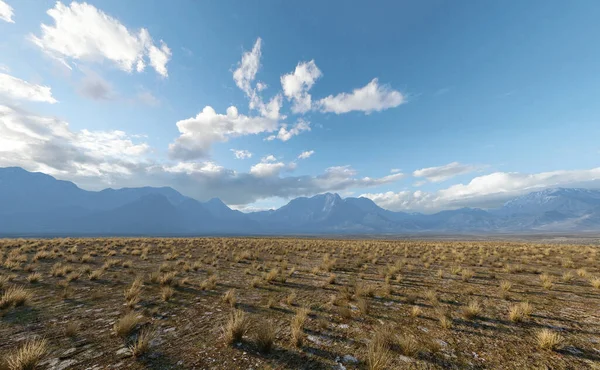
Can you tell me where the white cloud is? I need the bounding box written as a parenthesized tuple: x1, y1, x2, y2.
(233, 38, 262, 96)
(162, 161, 224, 176)
(0, 73, 57, 103)
(0, 105, 405, 204)
(266, 119, 310, 142)
(261, 155, 277, 162)
(249, 154, 295, 177)
(281, 60, 322, 113)
(232, 38, 284, 122)
(250, 161, 287, 178)
(317, 78, 404, 114)
(0, 0, 14, 23)
(362, 167, 600, 212)
(0, 104, 149, 180)
(169, 105, 279, 160)
(413, 162, 483, 182)
(390, 168, 401, 174)
(231, 149, 252, 159)
(298, 150, 314, 159)
(30, 2, 171, 77)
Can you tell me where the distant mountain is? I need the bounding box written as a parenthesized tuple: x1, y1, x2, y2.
(0, 167, 258, 235)
(1, 167, 600, 235)
(498, 188, 600, 217)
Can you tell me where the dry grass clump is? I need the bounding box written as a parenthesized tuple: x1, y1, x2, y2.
(589, 277, 600, 289)
(26, 273, 41, 284)
(160, 286, 174, 302)
(254, 319, 276, 353)
(461, 268, 475, 282)
(114, 312, 141, 337)
(437, 311, 453, 329)
(0, 286, 32, 309)
(366, 328, 393, 370)
(536, 329, 564, 351)
(64, 321, 80, 338)
(223, 309, 250, 345)
(397, 335, 420, 357)
(200, 275, 217, 291)
(410, 305, 422, 318)
(561, 271, 574, 283)
(461, 300, 482, 320)
(222, 289, 237, 307)
(508, 301, 533, 322)
(5, 338, 48, 370)
(290, 307, 309, 347)
(357, 297, 369, 315)
(88, 269, 103, 281)
(285, 292, 296, 306)
(129, 328, 154, 357)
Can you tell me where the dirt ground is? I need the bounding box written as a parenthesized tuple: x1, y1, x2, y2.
(0, 237, 599, 369)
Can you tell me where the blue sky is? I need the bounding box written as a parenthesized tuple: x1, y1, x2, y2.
(1, 0, 599, 212)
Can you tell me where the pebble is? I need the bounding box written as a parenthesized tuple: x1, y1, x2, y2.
(60, 348, 77, 358)
(342, 355, 358, 363)
(116, 347, 132, 358)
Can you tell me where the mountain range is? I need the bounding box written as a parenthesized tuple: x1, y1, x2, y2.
(1, 167, 600, 236)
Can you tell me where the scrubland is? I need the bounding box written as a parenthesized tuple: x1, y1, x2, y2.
(0, 237, 599, 369)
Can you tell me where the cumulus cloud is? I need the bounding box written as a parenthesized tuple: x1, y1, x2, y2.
(317, 78, 404, 114)
(168, 106, 279, 160)
(298, 150, 314, 159)
(0, 104, 149, 181)
(362, 168, 600, 212)
(0, 0, 14, 23)
(30, 2, 171, 77)
(0, 103, 407, 204)
(265, 118, 310, 142)
(231, 149, 252, 159)
(0, 73, 57, 103)
(281, 60, 322, 113)
(157, 163, 404, 205)
(250, 161, 288, 178)
(413, 162, 483, 183)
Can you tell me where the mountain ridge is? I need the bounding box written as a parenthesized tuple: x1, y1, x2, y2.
(1, 167, 600, 235)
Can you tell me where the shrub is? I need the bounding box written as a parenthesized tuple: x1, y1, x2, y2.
(0, 286, 31, 309)
(130, 328, 154, 357)
(536, 329, 564, 351)
(114, 312, 141, 337)
(254, 319, 276, 353)
(5, 338, 48, 370)
(223, 309, 250, 344)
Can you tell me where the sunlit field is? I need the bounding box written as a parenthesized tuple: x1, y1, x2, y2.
(1, 238, 599, 369)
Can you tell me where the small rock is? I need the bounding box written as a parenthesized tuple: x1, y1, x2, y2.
(342, 355, 358, 364)
(53, 359, 78, 370)
(60, 348, 77, 358)
(398, 355, 413, 363)
(116, 347, 132, 358)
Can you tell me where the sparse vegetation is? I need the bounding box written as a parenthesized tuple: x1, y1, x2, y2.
(0, 237, 597, 369)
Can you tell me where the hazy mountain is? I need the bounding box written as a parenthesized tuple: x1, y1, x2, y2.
(1, 167, 600, 235)
(498, 188, 600, 217)
(0, 167, 258, 235)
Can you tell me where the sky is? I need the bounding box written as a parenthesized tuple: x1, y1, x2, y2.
(1, 0, 600, 213)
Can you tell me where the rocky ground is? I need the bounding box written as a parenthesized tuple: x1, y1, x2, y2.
(0, 238, 599, 369)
